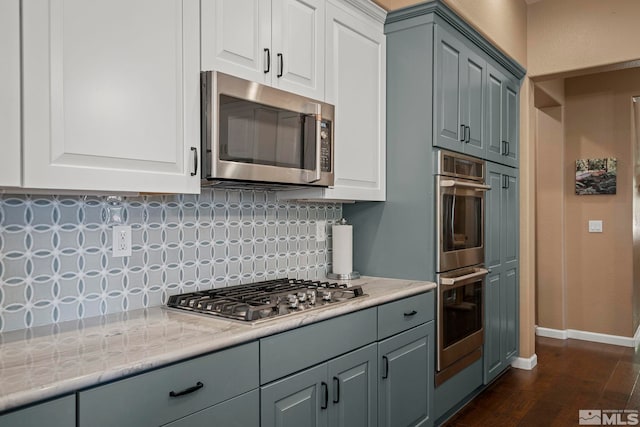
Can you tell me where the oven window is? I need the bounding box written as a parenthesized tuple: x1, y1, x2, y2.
(442, 282, 482, 348)
(442, 193, 482, 251)
(218, 95, 316, 170)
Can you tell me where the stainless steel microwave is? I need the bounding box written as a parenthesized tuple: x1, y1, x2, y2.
(201, 71, 334, 188)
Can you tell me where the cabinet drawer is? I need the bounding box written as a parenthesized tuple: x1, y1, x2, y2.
(377, 292, 434, 339)
(260, 308, 377, 384)
(163, 389, 259, 427)
(78, 341, 258, 427)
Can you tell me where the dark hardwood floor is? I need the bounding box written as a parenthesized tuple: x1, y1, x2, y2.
(444, 336, 640, 426)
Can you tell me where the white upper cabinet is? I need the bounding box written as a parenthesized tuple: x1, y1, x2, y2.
(201, 0, 271, 85)
(21, 0, 201, 194)
(278, 0, 386, 202)
(0, 0, 21, 188)
(202, 0, 325, 101)
(271, 0, 325, 100)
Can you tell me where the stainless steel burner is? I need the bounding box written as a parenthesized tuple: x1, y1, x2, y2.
(166, 278, 366, 322)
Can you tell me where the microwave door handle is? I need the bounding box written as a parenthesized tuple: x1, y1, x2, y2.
(305, 106, 322, 183)
(439, 179, 491, 191)
(440, 268, 489, 286)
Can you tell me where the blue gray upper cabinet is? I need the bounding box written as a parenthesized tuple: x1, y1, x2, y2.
(385, 0, 525, 167)
(485, 64, 519, 167)
(434, 25, 486, 159)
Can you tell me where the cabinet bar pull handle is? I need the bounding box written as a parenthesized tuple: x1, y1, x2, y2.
(321, 382, 329, 409)
(465, 125, 470, 143)
(169, 381, 203, 397)
(264, 48, 271, 73)
(460, 124, 465, 142)
(505, 140, 510, 156)
(190, 147, 198, 177)
(404, 310, 417, 317)
(501, 140, 508, 155)
(333, 377, 340, 403)
(382, 356, 389, 379)
(277, 53, 284, 78)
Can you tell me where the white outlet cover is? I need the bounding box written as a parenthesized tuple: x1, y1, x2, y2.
(113, 225, 132, 257)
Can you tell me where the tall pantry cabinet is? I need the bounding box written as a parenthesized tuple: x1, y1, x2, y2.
(345, 0, 526, 410)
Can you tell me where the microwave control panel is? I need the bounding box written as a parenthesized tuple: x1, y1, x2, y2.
(320, 120, 332, 172)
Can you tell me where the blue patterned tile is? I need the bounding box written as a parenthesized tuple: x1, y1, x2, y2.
(0, 191, 341, 332)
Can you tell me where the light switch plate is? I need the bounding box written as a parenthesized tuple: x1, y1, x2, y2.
(588, 220, 603, 233)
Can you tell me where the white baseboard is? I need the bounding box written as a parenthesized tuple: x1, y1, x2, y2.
(535, 325, 640, 348)
(511, 354, 537, 370)
(535, 327, 568, 340)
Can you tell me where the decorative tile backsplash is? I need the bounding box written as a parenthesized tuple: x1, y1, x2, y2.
(0, 189, 341, 332)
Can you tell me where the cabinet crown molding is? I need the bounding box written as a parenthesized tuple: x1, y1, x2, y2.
(336, 0, 387, 24)
(385, 0, 526, 80)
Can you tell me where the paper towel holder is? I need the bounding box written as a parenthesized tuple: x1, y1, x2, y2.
(327, 218, 360, 281)
(327, 271, 361, 280)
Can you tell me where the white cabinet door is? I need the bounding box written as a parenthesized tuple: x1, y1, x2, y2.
(22, 0, 201, 194)
(0, 0, 21, 188)
(271, 0, 325, 100)
(279, 2, 385, 201)
(201, 0, 271, 85)
(202, 0, 323, 101)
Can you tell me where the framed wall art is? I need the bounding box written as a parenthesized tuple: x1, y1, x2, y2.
(575, 158, 617, 195)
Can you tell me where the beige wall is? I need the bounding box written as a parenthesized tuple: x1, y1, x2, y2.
(535, 105, 565, 330)
(562, 69, 636, 336)
(527, 0, 640, 78)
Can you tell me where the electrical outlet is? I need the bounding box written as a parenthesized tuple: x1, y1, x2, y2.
(112, 225, 132, 257)
(316, 220, 326, 242)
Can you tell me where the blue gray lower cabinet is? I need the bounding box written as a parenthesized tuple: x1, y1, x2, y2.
(260, 292, 436, 427)
(260, 344, 378, 427)
(0, 395, 75, 427)
(378, 323, 435, 427)
(77, 341, 259, 427)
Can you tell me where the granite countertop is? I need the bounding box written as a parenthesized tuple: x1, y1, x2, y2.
(0, 276, 436, 413)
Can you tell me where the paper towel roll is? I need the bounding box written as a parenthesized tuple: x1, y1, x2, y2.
(332, 222, 353, 275)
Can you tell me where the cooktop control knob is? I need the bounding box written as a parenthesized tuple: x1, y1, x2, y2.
(322, 291, 332, 302)
(288, 294, 298, 309)
(307, 290, 317, 305)
(297, 292, 306, 302)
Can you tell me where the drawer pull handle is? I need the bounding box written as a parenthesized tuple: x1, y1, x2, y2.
(333, 377, 340, 404)
(382, 356, 389, 379)
(169, 381, 204, 398)
(404, 310, 417, 317)
(321, 382, 329, 409)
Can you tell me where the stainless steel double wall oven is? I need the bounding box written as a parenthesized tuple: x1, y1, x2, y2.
(435, 150, 489, 386)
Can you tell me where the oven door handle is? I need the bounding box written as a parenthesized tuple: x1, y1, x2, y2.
(440, 268, 489, 287)
(439, 179, 490, 191)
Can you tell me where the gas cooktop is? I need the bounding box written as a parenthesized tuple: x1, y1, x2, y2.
(166, 278, 366, 322)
